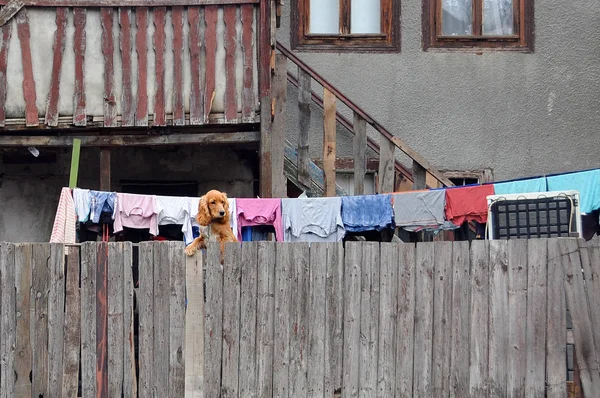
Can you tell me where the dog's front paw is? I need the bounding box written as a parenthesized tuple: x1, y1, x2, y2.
(184, 245, 198, 256)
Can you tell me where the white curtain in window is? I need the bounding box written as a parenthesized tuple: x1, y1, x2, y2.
(351, 0, 381, 34)
(442, 0, 472, 36)
(310, 0, 339, 34)
(483, 0, 513, 35)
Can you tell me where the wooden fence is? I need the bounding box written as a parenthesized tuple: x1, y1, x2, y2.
(0, 238, 599, 397)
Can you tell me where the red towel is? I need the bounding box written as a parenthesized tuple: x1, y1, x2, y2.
(445, 185, 495, 226)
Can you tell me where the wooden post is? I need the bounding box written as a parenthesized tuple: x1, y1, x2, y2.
(323, 88, 336, 197)
(353, 113, 367, 195)
(69, 138, 81, 188)
(100, 149, 110, 191)
(412, 160, 427, 190)
(271, 54, 287, 198)
(258, 0, 273, 198)
(378, 136, 395, 194)
(297, 68, 311, 188)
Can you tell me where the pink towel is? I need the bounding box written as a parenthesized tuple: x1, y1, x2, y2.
(113, 193, 159, 236)
(236, 198, 284, 241)
(50, 187, 77, 244)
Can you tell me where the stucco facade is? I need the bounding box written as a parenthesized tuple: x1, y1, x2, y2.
(278, 1, 600, 182)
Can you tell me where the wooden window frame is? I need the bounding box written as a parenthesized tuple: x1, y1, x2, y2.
(291, 0, 400, 53)
(422, 0, 534, 52)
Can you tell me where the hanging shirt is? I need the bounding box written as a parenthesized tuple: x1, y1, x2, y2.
(493, 177, 547, 196)
(236, 198, 284, 241)
(113, 193, 159, 236)
(73, 188, 92, 223)
(50, 187, 77, 244)
(282, 197, 345, 242)
(90, 191, 117, 223)
(445, 184, 495, 226)
(341, 194, 394, 233)
(393, 190, 458, 232)
(547, 169, 600, 214)
(155, 196, 194, 244)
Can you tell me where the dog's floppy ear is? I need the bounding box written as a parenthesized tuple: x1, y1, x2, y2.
(221, 192, 231, 223)
(196, 195, 212, 226)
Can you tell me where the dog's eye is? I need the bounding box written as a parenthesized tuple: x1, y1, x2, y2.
(211, 201, 216, 204)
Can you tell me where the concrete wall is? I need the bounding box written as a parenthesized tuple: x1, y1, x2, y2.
(0, 145, 256, 242)
(278, 1, 600, 181)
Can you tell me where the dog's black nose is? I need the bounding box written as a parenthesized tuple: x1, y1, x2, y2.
(219, 210, 225, 216)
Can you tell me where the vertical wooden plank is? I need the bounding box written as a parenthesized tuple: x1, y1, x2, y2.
(378, 137, 395, 193)
(48, 243, 66, 397)
(469, 240, 490, 397)
(14, 244, 33, 398)
(395, 243, 416, 397)
(223, 4, 237, 122)
(119, 8, 134, 127)
(273, 242, 291, 397)
(258, 0, 272, 198)
(169, 242, 186, 397)
(122, 243, 136, 398)
(100, 149, 111, 191)
(353, 112, 367, 195)
(108, 243, 124, 398)
(584, 241, 600, 373)
(289, 243, 310, 396)
(413, 242, 435, 397)
(203, 6, 218, 122)
(308, 244, 326, 397)
(413, 161, 427, 190)
(153, 7, 166, 126)
(153, 242, 170, 397)
(0, 243, 16, 398)
(32, 244, 51, 397)
(188, 6, 203, 125)
(44, 8, 68, 127)
(135, 7, 149, 126)
(359, 242, 380, 395)
(297, 68, 311, 188)
(73, 8, 87, 126)
(525, 239, 547, 397)
(560, 238, 600, 393)
(241, 4, 254, 121)
(271, 53, 287, 199)
(324, 242, 344, 396)
(432, 241, 453, 397)
(239, 242, 259, 396)
(488, 240, 508, 397)
(204, 242, 223, 398)
(101, 8, 117, 127)
(81, 242, 97, 398)
(256, 241, 276, 398)
(546, 238, 567, 398)
(16, 9, 38, 127)
(342, 242, 362, 397)
(323, 88, 337, 197)
(138, 242, 154, 398)
(221, 242, 242, 397)
(377, 243, 398, 397)
(506, 239, 528, 398)
(172, 6, 185, 126)
(96, 242, 109, 398)
(449, 241, 471, 398)
(184, 251, 204, 398)
(0, 22, 12, 127)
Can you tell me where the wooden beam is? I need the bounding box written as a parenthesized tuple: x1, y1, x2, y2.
(353, 112, 367, 195)
(101, 8, 116, 127)
(223, 5, 237, 122)
(73, 8, 86, 126)
(135, 7, 148, 126)
(271, 54, 287, 198)
(100, 149, 110, 191)
(378, 136, 395, 194)
(0, 0, 259, 5)
(152, 7, 166, 126)
(297, 68, 311, 188)
(68, 138, 81, 188)
(241, 4, 254, 122)
(172, 6, 185, 126)
(188, 6, 202, 125)
(258, 0, 272, 198)
(0, 0, 24, 26)
(45, 7, 68, 127)
(204, 6, 217, 123)
(323, 88, 336, 197)
(0, 20, 11, 127)
(412, 160, 427, 190)
(16, 9, 38, 127)
(119, 8, 134, 127)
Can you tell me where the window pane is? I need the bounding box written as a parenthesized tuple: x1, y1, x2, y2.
(442, 0, 472, 36)
(351, 0, 381, 34)
(309, 0, 339, 34)
(483, 0, 514, 35)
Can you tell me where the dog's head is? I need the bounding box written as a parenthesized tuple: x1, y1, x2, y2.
(197, 189, 230, 226)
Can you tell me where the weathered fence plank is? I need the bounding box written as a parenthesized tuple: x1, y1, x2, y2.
(360, 242, 380, 396)
(469, 240, 489, 397)
(289, 243, 310, 396)
(221, 242, 242, 397)
(14, 244, 33, 397)
(432, 241, 453, 397)
(122, 243, 136, 398)
(587, 241, 600, 366)
(62, 246, 81, 396)
(32, 243, 51, 397)
(395, 243, 416, 397)
(81, 242, 97, 398)
(0, 242, 16, 398)
(204, 243, 223, 398)
(324, 242, 344, 396)
(274, 243, 292, 396)
(525, 239, 547, 397)
(449, 241, 470, 398)
(185, 250, 204, 398)
(108, 243, 124, 398)
(488, 240, 508, 397)
(308, 243, 326, 396)
(169, 241, 186, 397)
(48, 244, 66, 397)
(342, 242, 362, 397)
(506, 239, 528, 398)
(377, 243, 398, 397)
(138, 242, 154, 398)
(96, 243, 109, 397)
(239, 242, 259, 396)
(154, 242, 170, 397)
(256, 241, 276, 398)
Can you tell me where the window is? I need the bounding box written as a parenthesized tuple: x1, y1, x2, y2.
(422, 0, 533, 51)
(291, 0, 400, 52)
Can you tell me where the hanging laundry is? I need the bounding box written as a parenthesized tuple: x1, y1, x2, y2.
(228, 198, 238, 240)
(50, 187, 77, 244)
(547, 169, 600, 214)
(445, 184, 495, 226)
(73, 188, 92, 223)
(236, 198, 284, 241)
(113, 193, 159, 236)
(282, 197, 345, 242)
(493, 177, 547, 196)
(90, 190, 117, 224)
(155, 196, 194, 244)
(341, 194, 394, 233)
(392, 190, 458, 232)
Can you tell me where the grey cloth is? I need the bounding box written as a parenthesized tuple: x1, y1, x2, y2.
(282, 197, 345, 242)
(393, 190, 458, 232)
